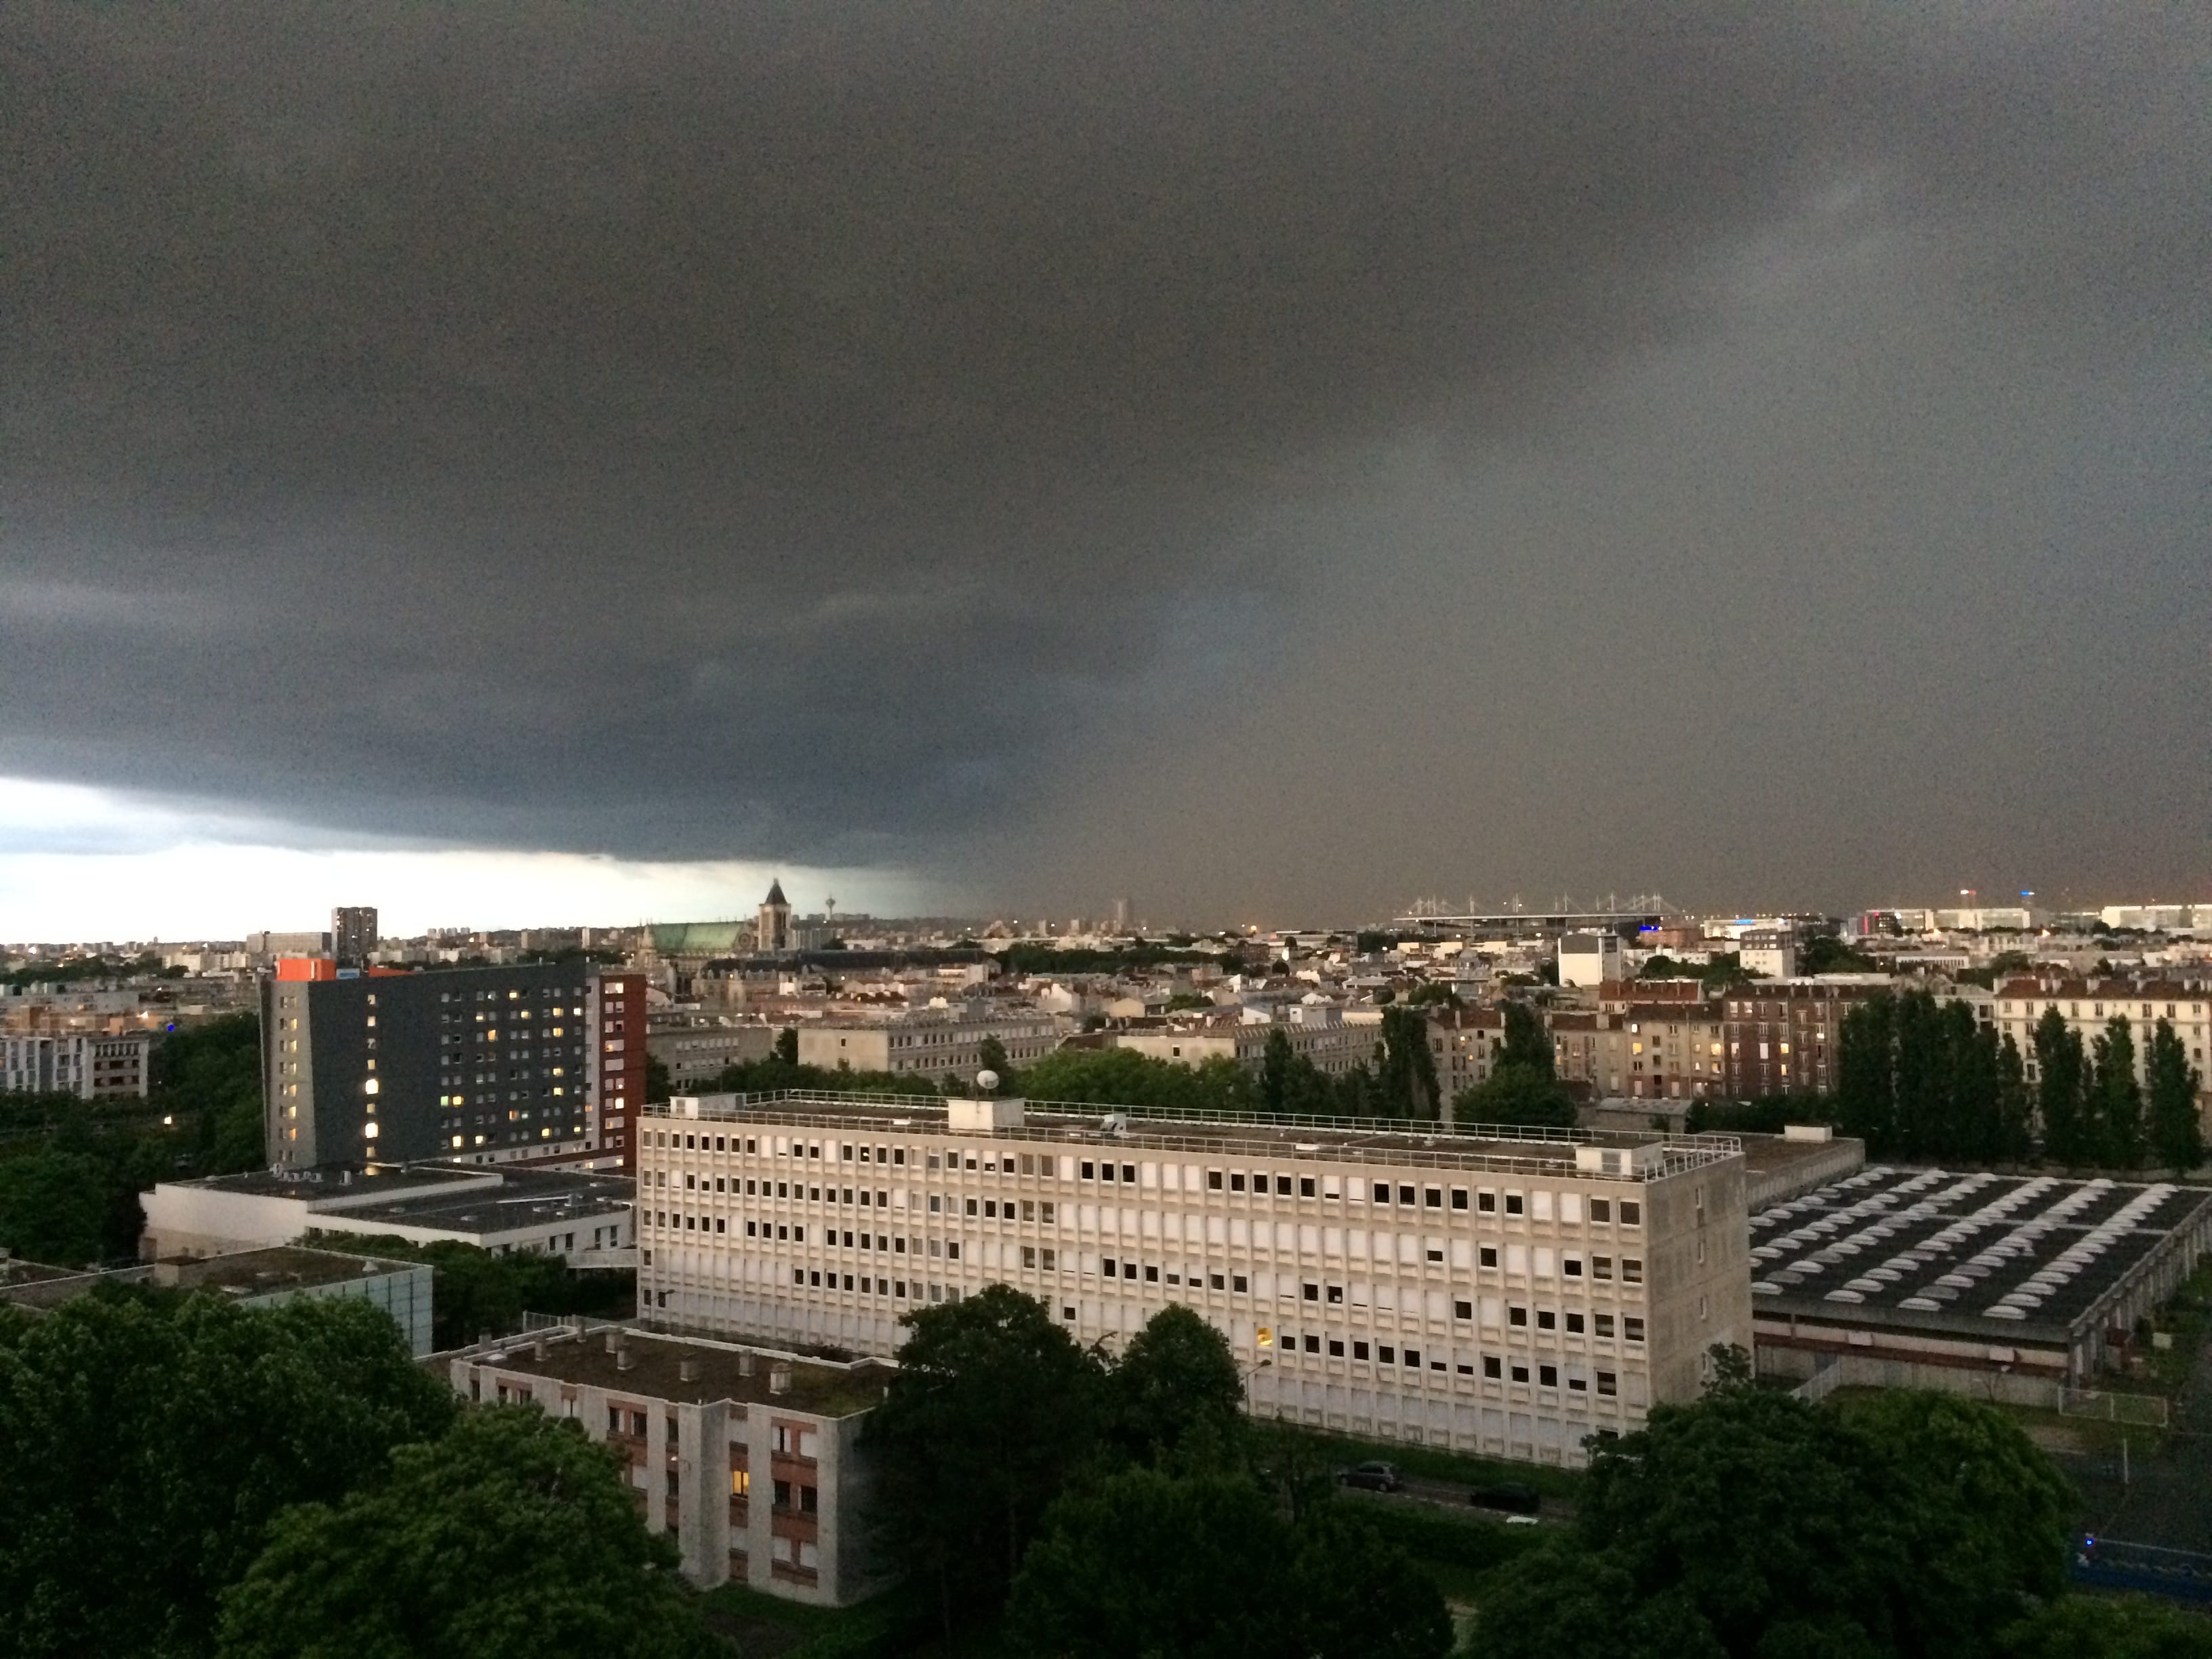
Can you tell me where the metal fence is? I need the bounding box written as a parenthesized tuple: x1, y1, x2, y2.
(2059, 1387, 2170, 1427)
(1793, 1357, 1845, 1404)
(646, 1088, 1741, 1179)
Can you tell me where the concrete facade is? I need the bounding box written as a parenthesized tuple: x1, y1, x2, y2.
(140, 1163, 634, 1262)
(0, 1030, 152, 1099)
(451, 1326, 888, 1605)
(264, 963, 642, 1172)
(636, 1092, 1750, 1469)
(796, 1015, 1061, 1080)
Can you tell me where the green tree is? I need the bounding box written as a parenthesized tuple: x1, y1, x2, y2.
(2146, 1018, 2205, 1172)
(1108, 1303, 1245, 1467)
(975, 1035, 1013, 1087)
(1471, 1385, 2072, 1659)
(1286, 1504, 1456, 1659)
(1378, 1005, 1440, 1119)
(2034, 1008, 2089, 1164)
(0, 1289, 455, 1659)
(0, 1145, 110, 1265)
(2093, 1016, 2145, 1168)
(863, 1286, 1109, 1633)
(1018, 1047, 1258, 1116)
(1453, 1063, 1576, 1129)
(1006, 1469, 1451, 1659)
(1996, 1033, 2035, 1163)
(2000, 1593, 2212, 1658)
(1262, 1026, 1294, 1116)
(1498, 1001, 1553, 1072)
(216, 1406, 714, 1659)
(319, 1233, 632, 1351)
(773, 1025, 798, 1063)
(1006, 1469, 1304, 1659)
(644, 1053, 672, 1103)
(1836, 994, 1898, 1152)
(1801, 935, 1880, 975)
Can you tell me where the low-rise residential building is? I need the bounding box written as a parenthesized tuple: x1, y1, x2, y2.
(1428, 1008, 1505, 1105)
(0, 1029, 153, 1099)
(449, 1324, 890, 1604)
(1113, 1009, 1376, 1078)
(796, 1015, 1061, 1080)
(652, 1021, 781, 1091)
(635, 1090, 1752, 1469)
(140, 1162, 634, 1262)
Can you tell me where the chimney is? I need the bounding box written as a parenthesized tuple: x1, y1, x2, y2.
(678, 1355, 701, 1383)
(769, 1361, 792, 1396)
(531, 1339, 548, 1362)
(737, 1350, 757, 1377)
(605, 1330, 623, 1354)
(616, 1349, 636, 1372)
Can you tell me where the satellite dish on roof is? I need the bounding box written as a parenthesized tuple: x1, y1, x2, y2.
(975, 1069, 1000, 1094)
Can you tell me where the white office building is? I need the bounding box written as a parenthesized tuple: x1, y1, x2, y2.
(636, 1091, 1750, 1469)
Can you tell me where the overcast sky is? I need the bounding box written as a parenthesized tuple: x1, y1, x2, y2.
(3, 5, 2205, 939)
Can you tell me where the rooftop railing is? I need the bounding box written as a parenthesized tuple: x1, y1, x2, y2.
(644, 1089, 1740, 1179)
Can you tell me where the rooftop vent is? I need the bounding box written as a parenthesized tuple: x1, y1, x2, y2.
(678, 1355, 701, 1383)
(768, 1361, 792, 1396)
(616, 1349, 636, 1372)
(738, 1351, 757, 1377)
(1574, 1143, 1665, 1177)
(947, 1097, 1027, 1134)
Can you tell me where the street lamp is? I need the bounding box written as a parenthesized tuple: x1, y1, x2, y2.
(1241, 1357, 1273, 1412)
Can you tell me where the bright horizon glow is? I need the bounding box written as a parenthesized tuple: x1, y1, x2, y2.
(0, 777, 926, 944)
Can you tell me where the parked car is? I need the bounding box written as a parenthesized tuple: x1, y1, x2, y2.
(1469, 1482, 1541, 1515)
(1504, 1513, 1541, 1526)
(1338, 1461, 1404, 1493)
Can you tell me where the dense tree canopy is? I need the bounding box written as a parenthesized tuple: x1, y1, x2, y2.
(216, 1406, 716, 1659)
(2035, 1008, 2091, 1165)
(1005, 1468, 1452, 1659)
(1835, 991, 2032, 1164)
(2147, 1018, 2205, 1172)
(1106, 1301, 1246, 1465)
(1453, 1004, 1574, 1126)
(0, 1288, 455, 1659)
(863, 1284, 1111, 1622)
(0, 1145, 108, 1265)
(0, 1013, 267, 1267)
(1469, 1374, 2074, 1659)
(314, 1232, 633, 1350)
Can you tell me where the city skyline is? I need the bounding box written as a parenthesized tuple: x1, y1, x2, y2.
(4, 7, 2205, 935)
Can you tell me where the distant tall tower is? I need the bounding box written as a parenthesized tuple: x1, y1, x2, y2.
(756, 880, 792, 955)
(331, 906, 377, 967)
(1111, 897, 1131, 934)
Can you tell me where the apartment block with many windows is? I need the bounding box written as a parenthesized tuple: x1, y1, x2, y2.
(1, 1030, 152, 1099)
(1996, 977, 2212, 1111)
(636, 1092, 1748, 1469)
(263, 962, 646, 1171)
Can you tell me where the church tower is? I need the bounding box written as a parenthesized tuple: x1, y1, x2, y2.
(757, 879, 792, 955)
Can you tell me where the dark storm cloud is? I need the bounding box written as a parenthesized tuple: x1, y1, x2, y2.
(1, 5, 2204, 909)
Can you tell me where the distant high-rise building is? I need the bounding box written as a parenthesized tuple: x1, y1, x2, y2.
(331, 906, 378, 966)
(756, 880, 792, 955)
(263, 961, 647, 1172)
(1111, 897, 1131, 933)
